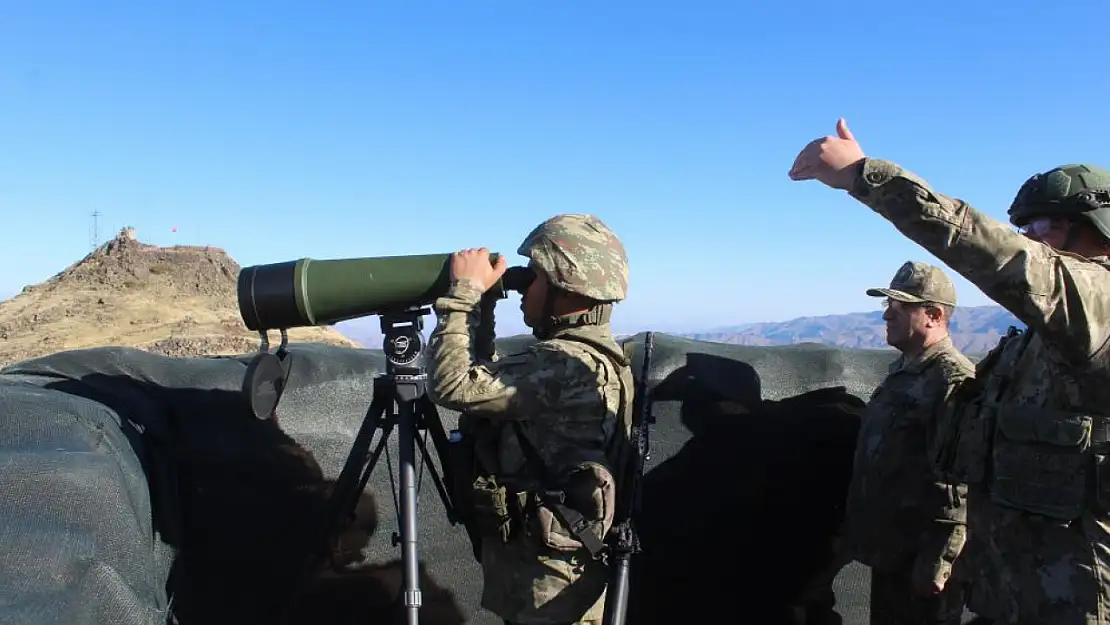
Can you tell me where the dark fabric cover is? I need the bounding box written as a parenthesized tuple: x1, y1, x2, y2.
(0, 333, 981, 625)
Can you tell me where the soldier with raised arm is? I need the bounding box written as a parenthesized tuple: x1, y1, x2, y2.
(427, 214, 634, 625)
(789, 119, 1110, 624)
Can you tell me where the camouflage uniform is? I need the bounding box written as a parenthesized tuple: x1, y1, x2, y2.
(838, 261, 976, 625)
(847, 159, 1110, 624)
(427, 214, 633, 625)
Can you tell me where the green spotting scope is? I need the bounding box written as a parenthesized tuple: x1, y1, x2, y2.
(237, 253, 536, 331)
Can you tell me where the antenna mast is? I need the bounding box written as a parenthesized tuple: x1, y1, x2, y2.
(90, 210, 101, 251)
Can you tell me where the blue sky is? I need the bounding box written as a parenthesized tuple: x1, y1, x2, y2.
(2, 1, 1108, 337)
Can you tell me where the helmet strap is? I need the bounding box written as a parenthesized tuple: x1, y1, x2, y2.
(1063, 222, 1082, 252)
(532, 289, 558, 340)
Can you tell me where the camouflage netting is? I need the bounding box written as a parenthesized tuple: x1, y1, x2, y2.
(0, 333, 981, 625)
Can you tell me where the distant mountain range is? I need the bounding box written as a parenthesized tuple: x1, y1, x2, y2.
(336, 304, 1023, 357)
(681, 304, 1022, 356)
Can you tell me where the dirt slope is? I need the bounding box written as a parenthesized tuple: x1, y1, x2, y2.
(0, 227, 359, 368)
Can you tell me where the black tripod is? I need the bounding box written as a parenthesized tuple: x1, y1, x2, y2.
(311, 306, 464, 625)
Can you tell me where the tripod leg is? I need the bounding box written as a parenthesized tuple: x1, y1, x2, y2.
(283, 380, 393, 625)
(415, 395, 458, 519)
(413, 431, 456, 521)
(413, 392, 484, 564)
(323, 382, 393, 545)
(396, 381, 423, 625)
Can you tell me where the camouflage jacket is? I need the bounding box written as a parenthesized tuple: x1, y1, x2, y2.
(426, 278, 631, 624)
(850, 159, 1110, 524)
(841, 335, 975, 579)
(426, 279, 630, 483)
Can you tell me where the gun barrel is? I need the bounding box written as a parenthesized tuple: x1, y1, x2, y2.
(602, 331, 655, 625)
(603, 555, 632, 625)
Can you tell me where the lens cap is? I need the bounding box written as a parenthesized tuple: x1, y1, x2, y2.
(241, 351, 290, 420)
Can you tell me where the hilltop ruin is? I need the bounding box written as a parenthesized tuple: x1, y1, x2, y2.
(0, 227, 359, 368)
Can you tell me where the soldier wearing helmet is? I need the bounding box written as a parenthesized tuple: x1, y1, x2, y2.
(1008, 164, 1110, 256)
(427, 214, 633, 625)
(790, 119, 1110, 625)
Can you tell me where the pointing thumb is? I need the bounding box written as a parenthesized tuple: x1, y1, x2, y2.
(837, 118, 855, 142)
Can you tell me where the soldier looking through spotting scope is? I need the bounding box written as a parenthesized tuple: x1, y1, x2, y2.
(426, 213, 635, 625)
(790, 118, 1110, 625)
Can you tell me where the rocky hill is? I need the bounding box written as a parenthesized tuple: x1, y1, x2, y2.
(684, 304, 1022, 356)
(0, 227, 358, 368)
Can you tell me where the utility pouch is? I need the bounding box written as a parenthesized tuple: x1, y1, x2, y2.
(470, 475, 514, 543)
(534, 462, 614, 555)
(946, 401, 995, 486)
(931, 374, 993, 486)
(990, 405, 1092, 521)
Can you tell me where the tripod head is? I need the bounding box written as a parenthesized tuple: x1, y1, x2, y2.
(377, 306, 431, 376)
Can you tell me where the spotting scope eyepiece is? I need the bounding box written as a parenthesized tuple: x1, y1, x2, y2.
(501, 265, 535, 294)
(237, 252, 530, 331)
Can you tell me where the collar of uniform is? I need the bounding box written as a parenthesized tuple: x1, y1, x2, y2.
(889, 335, 953, 375)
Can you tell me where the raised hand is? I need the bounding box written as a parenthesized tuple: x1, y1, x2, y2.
(788, 118, 867, 190)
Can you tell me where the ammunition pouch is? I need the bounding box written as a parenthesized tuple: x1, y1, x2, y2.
(989, 405, 1095, 521)
(470, 475, 519, 543)
(933, 381, 993, 486)
(444, 430, 478, 524)
(531, 461, 615, 556)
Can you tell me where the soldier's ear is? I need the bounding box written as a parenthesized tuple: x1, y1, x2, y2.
(923, 304, 945, 326)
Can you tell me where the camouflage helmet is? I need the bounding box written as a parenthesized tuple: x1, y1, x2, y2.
(1008, 164, 1110, 240)
(516, 213, 628, 302)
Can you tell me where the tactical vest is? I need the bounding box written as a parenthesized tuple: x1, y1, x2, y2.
(453, 325, 635, 559)
(936, 324, 1110, 521)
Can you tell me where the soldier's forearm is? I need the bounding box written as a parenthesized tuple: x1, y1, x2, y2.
(849, 158, 1110, 362)
(915, 518, 967, 588)
(427, 280, 485, 406)
(474, 291, 499, 363)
